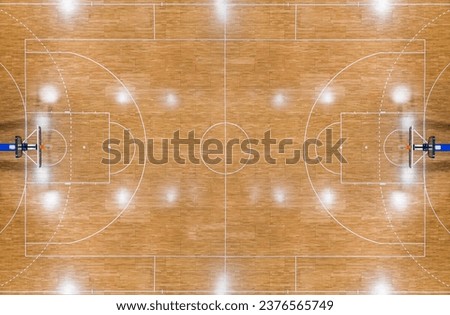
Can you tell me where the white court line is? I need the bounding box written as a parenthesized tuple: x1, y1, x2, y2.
(381, 128, 423, 168)
(23, 21, 77, 189)
(26, 112, 111, 184)
(109, 121, 137, 176)
(28, 111, 111, 114)
(25, 50, 147, 246)
(2, 26, 446, 294)
(3, 289, 450, 294)
(423, 59, 450, 237)
(314, 121, 341, 175)
(153, 257, 156, 292)
(293, 3, 450, 6)
(424, 61, 450, 112)
(305, 50, 425, 246)
(422, 45, 447, 252)
(12, 256, 155, 292)
(153, 4, 156, 40)
(24, 40, 28, 254)
(294, 257, 297, 291)
(44, 128, 68, 167)
(423, 173, 426, 256)
(0, 61, 25, 116)
(200, 122, 251, 175)
(423, 38, 426, 234)
(375, 9, 450, 288)
(340, 110, 342, 183)
(223, 11, 227, 276)
(339, 183, 426, 187)
(340, 112, 426, 184)
(24, 38, 431, 42)
(412, 151, 427, 167)
(382, 128, 404, 167)
(294, 4, 297, 40)
(0, 60, 27, 240)
(0, 26, 72, 280)
(25, 39, 428, 254)
(108, 108, 111, 183)
(0, 188, 25, 235)
(25, 254, 156, 258)
(27, 182, 110, 185)
(1, 2, 450, 6)
(425, 187, 450, 234)
(23, 253, 425, 258)
(0, 58, 33, 178)
(24, 152, 38, 167)
(25, 128, 36, 141)
(24, 39, 27, 139)
(341, 111, 426, 115)
(414, 129, 427, 142)
(24, 169, 27, 255)
(18, 35, 436, 288)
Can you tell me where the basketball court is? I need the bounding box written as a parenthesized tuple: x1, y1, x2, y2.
(0, 0, 449, 294)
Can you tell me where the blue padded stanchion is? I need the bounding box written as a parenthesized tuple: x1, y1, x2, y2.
(436, 144, 450, 152)
(0, 144, 15, 152)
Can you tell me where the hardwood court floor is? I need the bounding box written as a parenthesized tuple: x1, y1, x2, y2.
(0, 1, 449, 294)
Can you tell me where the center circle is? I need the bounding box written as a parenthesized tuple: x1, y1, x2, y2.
(200, 122, 251, 175)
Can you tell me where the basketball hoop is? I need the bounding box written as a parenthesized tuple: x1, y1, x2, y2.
(0, 126, 43, 167)
(409, 126, 450, 168)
